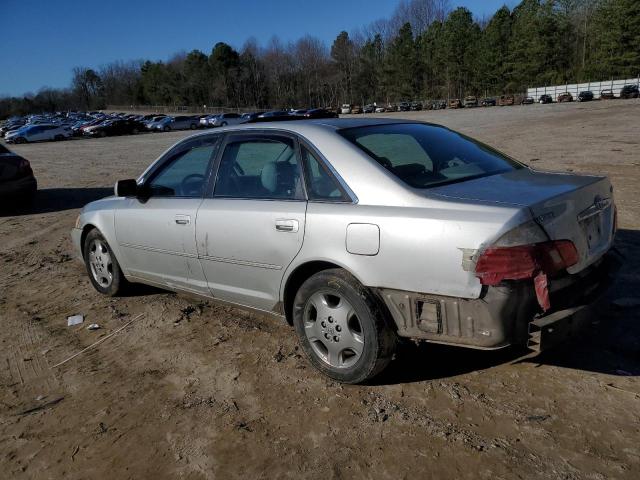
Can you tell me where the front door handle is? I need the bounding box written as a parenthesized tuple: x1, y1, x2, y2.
(175, 214, 191, 225)
(275, 219, 299, 233)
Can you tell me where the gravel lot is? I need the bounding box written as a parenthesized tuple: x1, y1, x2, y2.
(1, 100, 639, 479)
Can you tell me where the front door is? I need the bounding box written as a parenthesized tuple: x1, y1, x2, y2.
(196, 133, 307, 312)
(115, 135, 220, 294)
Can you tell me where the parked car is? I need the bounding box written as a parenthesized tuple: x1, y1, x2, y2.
(145, 116, 169, 130)
(398, 102, 411, 112)
(557, 92, 573, 103)
(577, 91, 594, 102)
(363, 104, 375, 114)
(463, 96, 478, 108)
(619, 84, 639, 99)
(498, 94, 515, 106)
(539, 94, 553, 104)
(5, 124, 72, 143)
(375, 106, 386, 113)
(240, 112, 264, 123)
(521, 96, 534, 105)
(152, 116, 199, 131)
(209, 113, 243, 127)
(410, 101, 423, 111)
(481, 97, 496, 107)
(0, 144, 37, 204)
(72, 119, 618, 383)
(199, 115, 218, 128)
(304, 108, 339, 119)
(351, 105, 363, 114)
(340, 104, 352, 114)
(448, 99, 463, 109)
(600, 89, 615, 100)
(84, 119, 146, 137)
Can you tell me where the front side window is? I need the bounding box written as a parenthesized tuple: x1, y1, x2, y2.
(146, 137, 219, 197)
(214, 136, 303, 200)
(339, 123, 522, 189)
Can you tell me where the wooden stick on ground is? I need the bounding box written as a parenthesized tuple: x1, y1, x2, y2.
(51, 313, 144, 368)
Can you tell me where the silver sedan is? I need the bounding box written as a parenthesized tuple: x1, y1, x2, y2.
(72, 119, 618, 383)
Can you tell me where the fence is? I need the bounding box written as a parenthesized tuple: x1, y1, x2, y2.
(527, 76, 640, 101)
(105, 105, 258, 114)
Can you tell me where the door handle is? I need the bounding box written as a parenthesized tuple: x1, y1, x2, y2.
(175, 214, 191, 225)
(275, 219, 299, 233)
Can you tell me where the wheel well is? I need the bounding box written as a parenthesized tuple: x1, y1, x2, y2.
(80, 224, 97, 259)
(282, 261, 341, 325)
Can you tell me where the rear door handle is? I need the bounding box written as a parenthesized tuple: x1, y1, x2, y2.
(175, 214, 191, 225)
(275, 219, 299, 233)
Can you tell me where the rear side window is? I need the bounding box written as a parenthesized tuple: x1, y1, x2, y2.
(300, 146, 347, 201)
(339, 123, 521, 189)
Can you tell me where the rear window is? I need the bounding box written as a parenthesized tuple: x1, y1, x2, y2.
(339, 123, 521, 189)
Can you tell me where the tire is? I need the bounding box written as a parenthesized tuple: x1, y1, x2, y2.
(54, 134, 64, 141)
(292, 268, 397, 384)
(99, 131, 107, 138)
(190, 123, 196, 130)
(163, 126, 170, 132)
(15, 137, 27, 144)
(132, 128, 139, 134)
(221, 122, 227, 127)
(83, 229, 129, 296)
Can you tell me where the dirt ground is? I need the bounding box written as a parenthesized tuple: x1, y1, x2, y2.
(1, 100, 639, 479)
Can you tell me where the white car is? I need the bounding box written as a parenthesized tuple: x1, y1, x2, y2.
(340, 104, 352, 114)
(5, 124, 72, 143)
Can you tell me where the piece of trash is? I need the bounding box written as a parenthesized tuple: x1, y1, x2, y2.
(67, 314, 84, 326)
(87, 324, 100, 330)
(612, 297, 640, 309)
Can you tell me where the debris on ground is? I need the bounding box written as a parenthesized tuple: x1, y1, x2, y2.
(87, 323, 100, 330)
(67, 314, 84, 326)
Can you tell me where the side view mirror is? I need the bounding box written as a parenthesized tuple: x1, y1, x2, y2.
(114, 179, 138, 197)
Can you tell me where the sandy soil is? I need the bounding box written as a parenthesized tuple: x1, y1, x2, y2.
(1, 100, 639, 479)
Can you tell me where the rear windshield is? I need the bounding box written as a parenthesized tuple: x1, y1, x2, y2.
(339, 123, 522, 189)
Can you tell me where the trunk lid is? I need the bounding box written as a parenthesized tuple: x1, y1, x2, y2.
(428, 168, 615, 273)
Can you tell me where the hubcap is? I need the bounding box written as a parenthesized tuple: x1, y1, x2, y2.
(303, 291, 364, 368)
(88, 239, 113, 288)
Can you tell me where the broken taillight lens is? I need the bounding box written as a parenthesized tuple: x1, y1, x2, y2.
(475, 240, 579, 286)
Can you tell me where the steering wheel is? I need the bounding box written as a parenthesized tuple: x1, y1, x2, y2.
(181, 173, 205, 196)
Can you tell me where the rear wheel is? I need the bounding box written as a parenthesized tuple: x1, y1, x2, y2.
(15, 137, 27, 144)
(163, 126, 170, 132)
(83, 229, 128, 296)
(54, 134, 64, 141)
(221, 121, 227, 127)
(292, 268, 396, 384)
(190, 123, 196, 129)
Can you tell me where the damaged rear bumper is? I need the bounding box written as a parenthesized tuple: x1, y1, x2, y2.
(377, 249, 621, 351)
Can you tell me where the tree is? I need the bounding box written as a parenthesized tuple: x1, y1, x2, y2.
(71, 67, 104, 109)
(331, 31, 356, 102)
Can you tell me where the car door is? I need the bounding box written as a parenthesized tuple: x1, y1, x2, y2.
(195, 132, 307, 312)
(114, 134, 221, 295)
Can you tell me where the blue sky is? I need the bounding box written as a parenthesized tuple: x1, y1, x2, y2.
(2, 0, 516, 96)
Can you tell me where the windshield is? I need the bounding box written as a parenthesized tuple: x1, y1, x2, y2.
(339, 123, 522, 189)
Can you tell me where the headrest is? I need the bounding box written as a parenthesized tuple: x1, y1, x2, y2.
(261, 162, 278, 193)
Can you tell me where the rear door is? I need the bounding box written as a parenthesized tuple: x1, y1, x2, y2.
(195, 132, 307, 311)
(114, 134, 221, 294)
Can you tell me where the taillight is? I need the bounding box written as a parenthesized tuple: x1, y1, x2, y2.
(475, 240, 578, 286)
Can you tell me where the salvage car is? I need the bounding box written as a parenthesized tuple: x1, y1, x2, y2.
(463, 96, 478, 108)
(71, 119, 618, 383)
(498, 94, 515, 106)
(539, 94, 553, 104)
(5, 124, 72, 143)
(84, 119, 145, 137)
(557, 92, 573, 103)
(619, 84, 639, 99)
(600, 89, 615, 100)
(578, 91, 594, 102)
(0, 144, 37, 203)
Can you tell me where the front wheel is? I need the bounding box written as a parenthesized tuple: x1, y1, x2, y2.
(83, 229, 129, 296)
(293, 268, 396, 384)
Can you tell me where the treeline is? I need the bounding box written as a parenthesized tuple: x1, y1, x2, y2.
(2, 0, 639, 118)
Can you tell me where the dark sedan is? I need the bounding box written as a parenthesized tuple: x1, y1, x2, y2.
(304, 108, 338, 119)
(0, 144, 37, 205)
(619, 84, 639, 99)
(539, 94, 553, 104)
(578, 91, 594, 102)
(85, 119, 145, 137)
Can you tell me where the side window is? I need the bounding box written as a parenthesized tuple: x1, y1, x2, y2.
(300, 146, 347, 201)
(146, 139, 219, 198)
(214, 136, 303, 200)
